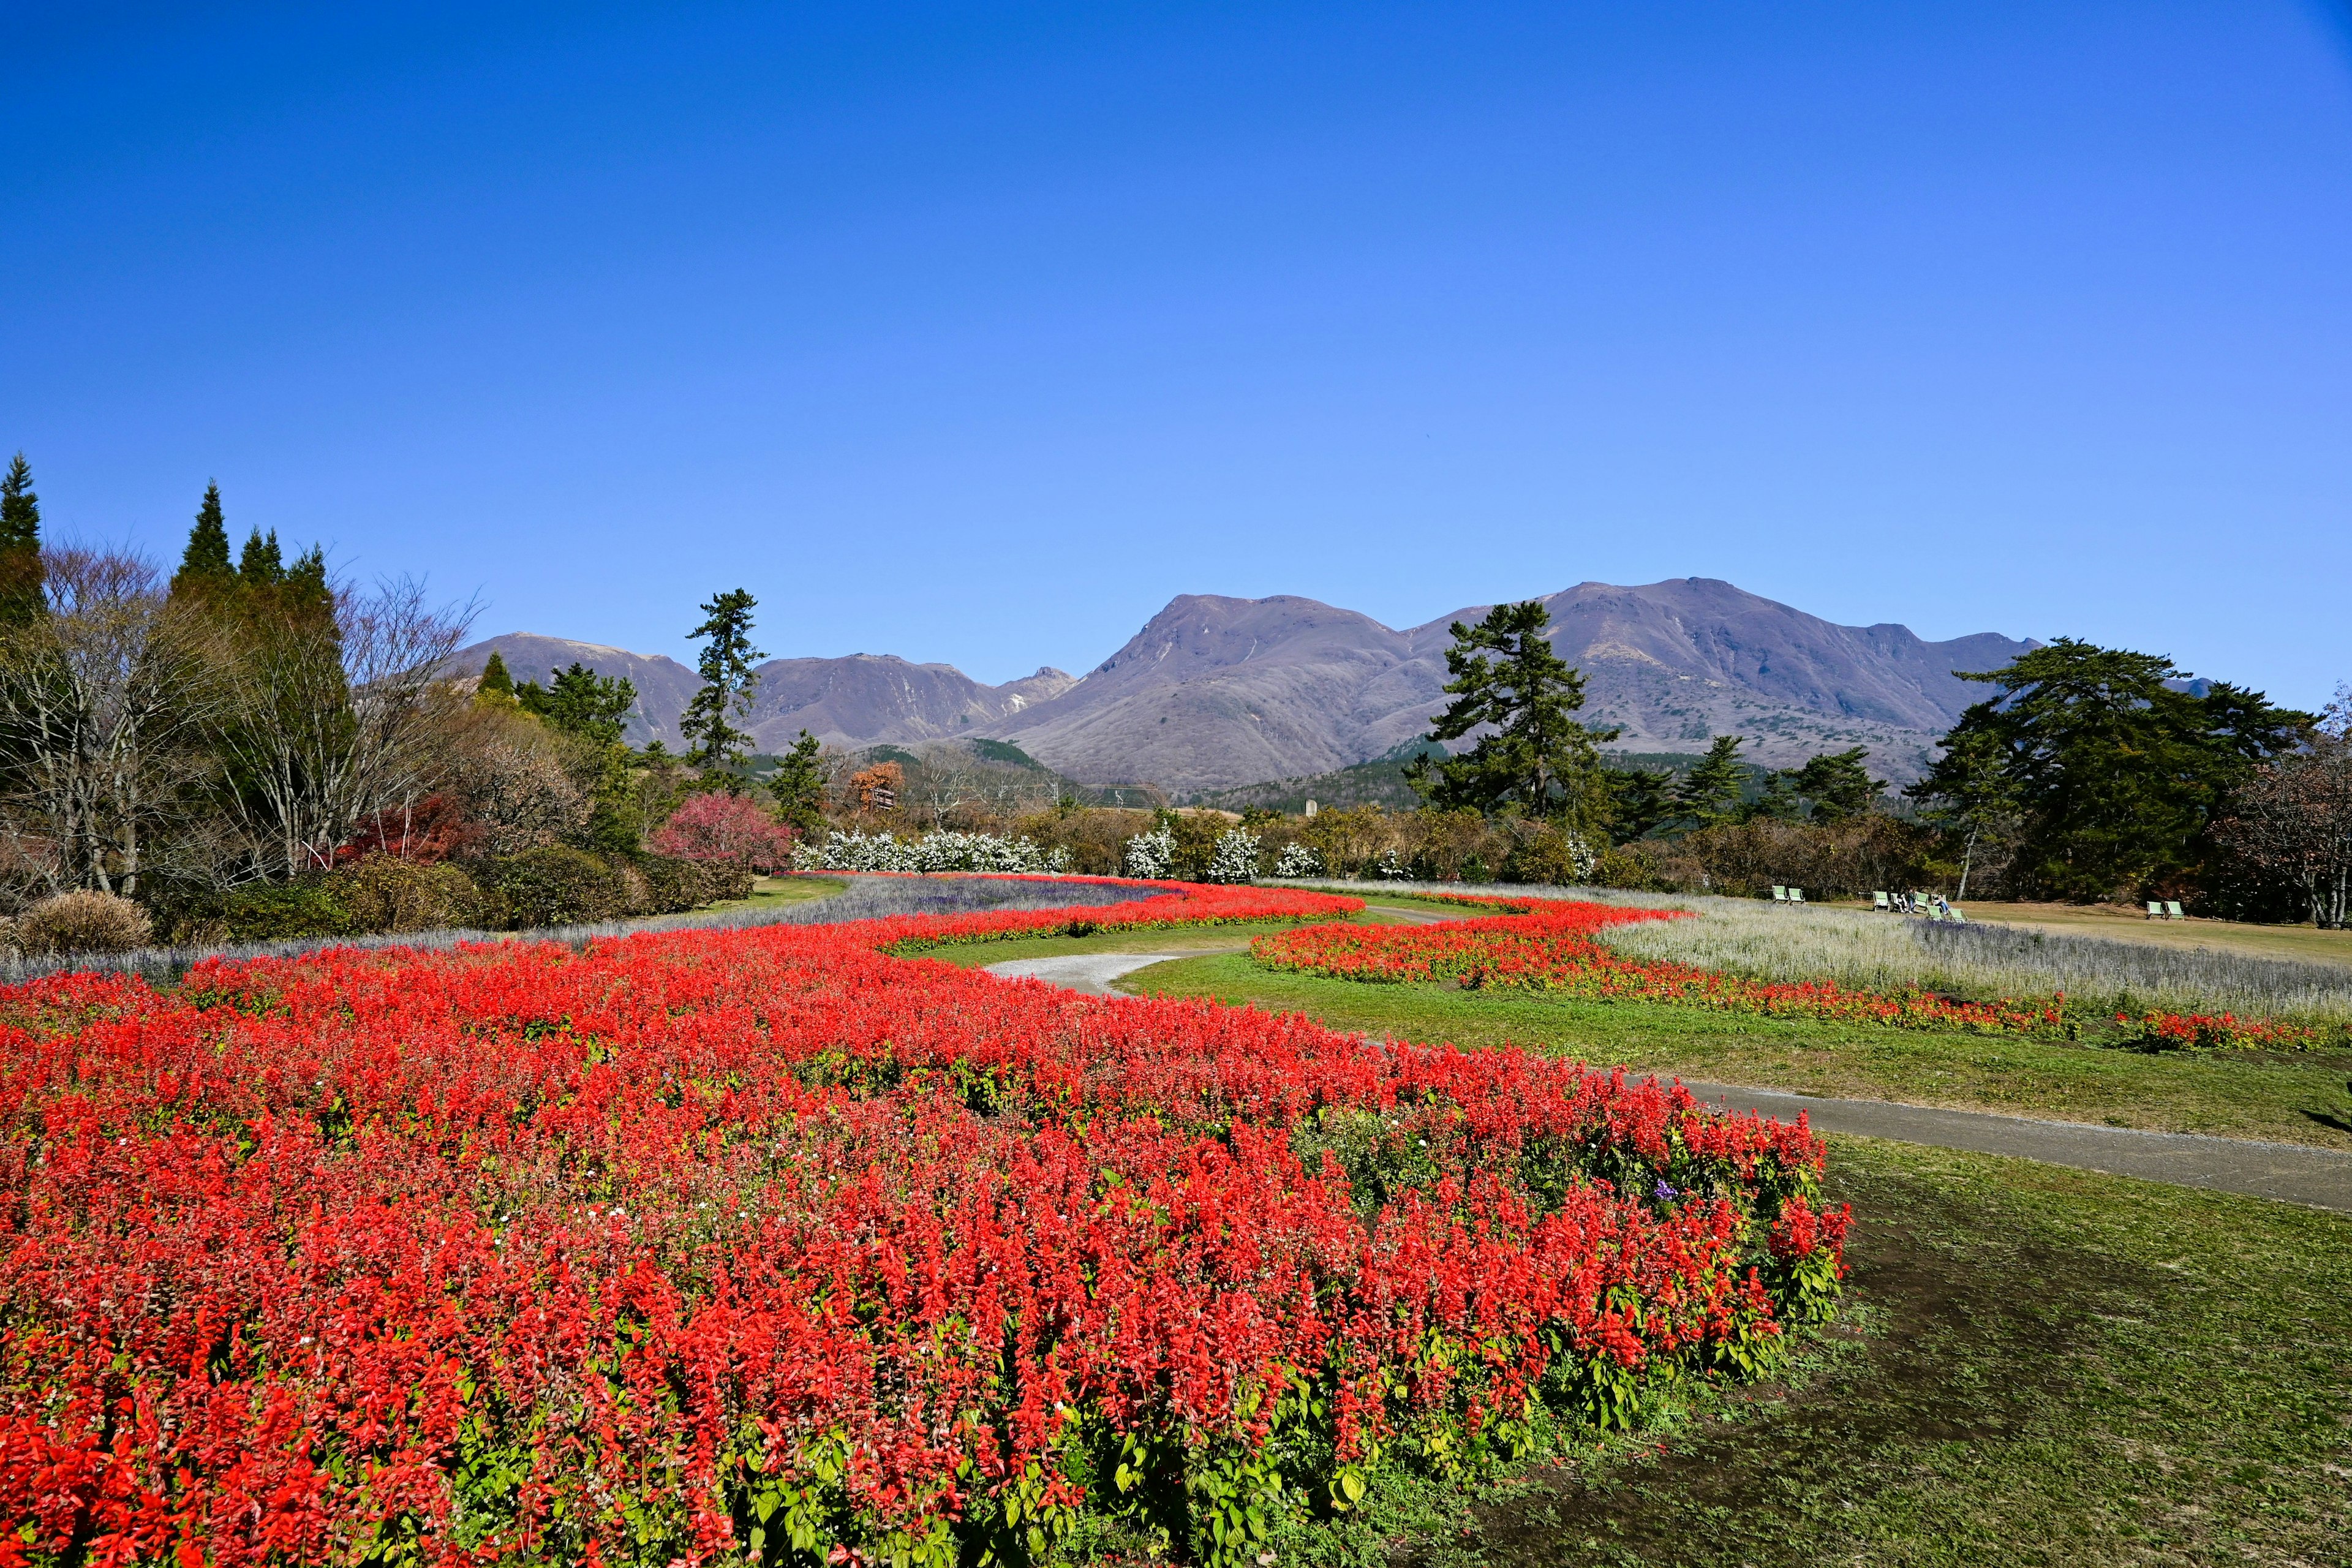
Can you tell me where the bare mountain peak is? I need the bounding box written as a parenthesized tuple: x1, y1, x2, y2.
(465, 578, 2032, 791)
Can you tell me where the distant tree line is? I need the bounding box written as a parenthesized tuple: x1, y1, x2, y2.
(0, 456, 830, 952)
(1394, 598, 2344, 921)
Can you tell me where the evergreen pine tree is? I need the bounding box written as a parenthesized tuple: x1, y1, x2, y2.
(770, 728, 827, 835)
(1404, 600, 1616, 826)
(478, 650, 515, 695)
(679, 589, 764, 783)
(0, 453, 42, 623)
(172, 483, 235, 597)
(1673, 736, 1747, 829)
(239, 528, 285, 586)
(1600, 764, 1675, 839)
(518, 662, 637, 746)
(1904, 726, 2020, 900)
(1920, 640, 2307, 899)
(1748, 768, 1804, 823)
(1792, 748, 1880, 821)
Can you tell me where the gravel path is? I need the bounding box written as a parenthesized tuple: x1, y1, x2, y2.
(1678, 1082, 2352, 1213)
(985, 950, 2352, 1212)
(984, 952, 1200, 996)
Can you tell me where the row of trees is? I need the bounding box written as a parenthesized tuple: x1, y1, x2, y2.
(1397, 598, 2345, 921)
(1904, 641, 2344, 919)
(0, 457, 814, 944)
(1401, 602, 1888, 841)
(0, 464, 475, 921)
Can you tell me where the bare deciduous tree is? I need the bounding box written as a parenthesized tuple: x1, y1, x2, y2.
(2215, 694, 2352, 929)
(208, 576, 475, 877)
(0, 550, 226, 900)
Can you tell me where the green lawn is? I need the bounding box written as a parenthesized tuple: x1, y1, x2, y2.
(1284, 1137, 2351, 1568)
(684, 873, 848, 918)
(1112, 953, 2352, 1150)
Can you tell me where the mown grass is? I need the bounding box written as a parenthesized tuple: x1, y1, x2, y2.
(1117, 953, 2352, 1150)
(1279, 1137, 2351, 1568)
(689, 873, 847, 918)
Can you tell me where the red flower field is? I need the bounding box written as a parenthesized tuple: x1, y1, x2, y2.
(0, 881, 1844, 1567)
(1252, 899, 2073, 1035)
(1254, 894, 2339, 1049)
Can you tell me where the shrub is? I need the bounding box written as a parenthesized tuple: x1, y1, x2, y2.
(1672, 816, 1939, 900)
(796, 829, 1071, 875)
(701, 862, 756, 902)
(1207, 827, 1261, 883)
(478, 846, 627, 929)
(1591, 842, 1674, 892)
(16, 889, 155, 954)
(1009, 805, 1156, 876)
(609, 857, 655, 915)
(221, 878, 353, 943)
(328, 855, 484, 934)
(634, 854, 717, 914)
(1123, 824, 1174, 879)
(0, 916, 19, 957)
(648, 792, 797, 872)
(1505, 823, 1600, 885)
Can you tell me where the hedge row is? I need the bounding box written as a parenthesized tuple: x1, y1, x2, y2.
(207, 849, 756, 943)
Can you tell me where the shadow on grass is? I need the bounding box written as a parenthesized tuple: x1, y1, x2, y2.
(1455, 1202, 2138, 1567)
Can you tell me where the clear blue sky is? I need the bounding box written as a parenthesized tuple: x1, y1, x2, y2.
(8, 2, 2350, 705)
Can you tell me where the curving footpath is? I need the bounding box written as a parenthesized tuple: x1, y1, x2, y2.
(984, 949, 2352, 1214)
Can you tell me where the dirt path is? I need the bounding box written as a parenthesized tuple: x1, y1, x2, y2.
(984, 950, 2352, 1212)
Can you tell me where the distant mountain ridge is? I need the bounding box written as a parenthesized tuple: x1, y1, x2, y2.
(451, 578, 2037, 791)
(456, 635, 1074, 754)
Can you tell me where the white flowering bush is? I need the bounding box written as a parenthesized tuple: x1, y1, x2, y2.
(1123, 826, 1175, 880)
(1274, 843, 1319, 878)
(1207, 828, 1261, 884)
(1561, 833, 1599, 882)
(1375, 848, 1409, 880)
(794, 830, 1071, 875)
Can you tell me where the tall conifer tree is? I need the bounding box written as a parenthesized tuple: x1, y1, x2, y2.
(679, 588, 764, 783)
(172, 483, 235, 597)
(239, 528, 285, 586)
(1673, 736, 1749, 829)
(1404, 600, 1615, 826)
(0, 453, 41, 623)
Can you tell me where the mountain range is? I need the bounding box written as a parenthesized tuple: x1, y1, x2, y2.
(453, 579, 2037, 793)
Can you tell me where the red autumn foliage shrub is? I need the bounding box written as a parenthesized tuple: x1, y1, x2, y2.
(650, 791, 799, 873)
(0, 881, 1843, 1567)
(333, 791, 484, 866)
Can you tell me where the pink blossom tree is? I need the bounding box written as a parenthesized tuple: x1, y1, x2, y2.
(649, 791, 797, 873)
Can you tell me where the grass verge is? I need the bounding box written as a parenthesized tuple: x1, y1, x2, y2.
(1285, 1136, 2351, 1567)
(1117, 954, 2352, 1150)
(689, 874, 848, 918)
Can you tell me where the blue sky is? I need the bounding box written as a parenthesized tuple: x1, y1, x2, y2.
(7, 2, 2350, 704)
